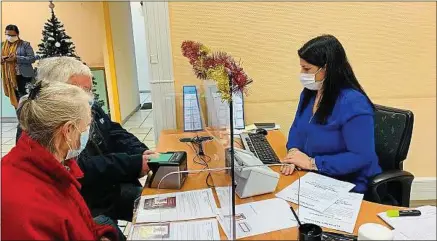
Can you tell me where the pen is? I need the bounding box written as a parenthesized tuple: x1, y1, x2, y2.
(290, 206, 302, 226)
(323, 231, 357, 241)
(386, 209, 421, 217)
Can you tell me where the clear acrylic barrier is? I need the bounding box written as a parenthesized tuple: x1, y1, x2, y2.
(129, 88, 236, 240)
(130, 84, 299, 240)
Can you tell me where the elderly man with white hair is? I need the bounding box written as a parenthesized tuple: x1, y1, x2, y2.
(16, 57, 154, 241)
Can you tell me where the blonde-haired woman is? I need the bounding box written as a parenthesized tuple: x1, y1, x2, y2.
(1, 81, 117, 240)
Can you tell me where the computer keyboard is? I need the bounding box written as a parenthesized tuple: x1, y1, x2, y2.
(239, 133, 280, 164)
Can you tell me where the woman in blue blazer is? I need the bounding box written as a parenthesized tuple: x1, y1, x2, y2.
(281, 35, 381, 193)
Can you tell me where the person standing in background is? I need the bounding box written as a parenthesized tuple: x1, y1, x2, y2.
(1, 24, 36, 108)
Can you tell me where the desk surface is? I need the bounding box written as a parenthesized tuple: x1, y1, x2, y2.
(142, 129, 398, 240)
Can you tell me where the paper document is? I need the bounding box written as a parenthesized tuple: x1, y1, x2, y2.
(183, 86, 203, 131)
(378, 205, 436, 240)
(136, 189, 218, 223)
(215, 186, 232, 211)
(217, 198, 298, 239)
(129, 219, 221, 240)
(300, 192, 363, 233)
(276, 172, 355, 212)
(204, 82, 245, 129)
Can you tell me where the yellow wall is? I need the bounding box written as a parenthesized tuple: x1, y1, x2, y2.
(1, 2, 105, 67)
(106, 2, 140, 122)
(168, 2, 436, 177)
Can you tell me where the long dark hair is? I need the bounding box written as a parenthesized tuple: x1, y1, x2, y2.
(298, 34, 373, 124)
(5, 25, 19, 35)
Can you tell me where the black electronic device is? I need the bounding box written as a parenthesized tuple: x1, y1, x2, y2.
(255, 128, 268, 136)
(254, 122, 275, 129)
(239, 132, 280, 164)
(179, 136, 213, 156)
(146, 151, 188, 189)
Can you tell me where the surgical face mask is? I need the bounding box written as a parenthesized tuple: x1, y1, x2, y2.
(65, 126, 90, 160)
(300, 67, 324, 90)
(6, 36, 18, 43)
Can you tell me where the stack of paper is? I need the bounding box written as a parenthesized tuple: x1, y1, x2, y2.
(129, 219, 221, 240)
(217, 198, 298, 239)
(378, 205, 436, 240)
(135, 189, 218, 223)
(276, 172, 363, 233)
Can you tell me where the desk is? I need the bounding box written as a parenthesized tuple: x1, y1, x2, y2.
(142, 129, 398, 240)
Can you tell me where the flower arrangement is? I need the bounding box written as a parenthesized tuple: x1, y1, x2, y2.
(181, 41, 253, 102)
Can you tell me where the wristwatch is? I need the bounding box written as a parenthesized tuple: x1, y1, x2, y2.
(309, 157, 318, 171)
(288, 148, 298, 154)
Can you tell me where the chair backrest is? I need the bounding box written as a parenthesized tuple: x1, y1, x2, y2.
(374, 104, 414, 171)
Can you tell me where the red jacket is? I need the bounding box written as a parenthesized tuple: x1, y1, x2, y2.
(1, 133, 118, 240)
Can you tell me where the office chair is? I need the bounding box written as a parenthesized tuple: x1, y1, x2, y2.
(367, 104, 415, 207)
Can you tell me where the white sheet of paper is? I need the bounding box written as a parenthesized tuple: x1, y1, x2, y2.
(136, 189, 218, 223)
(129, 219, 221, 240)
(215, 186, 232, 211)
(299, 192, 363, 233)
(216, 198, 298, 239)
(205, 83, 245, 129)
(378, 206, 437, 240)
(275, 172, 355, 213)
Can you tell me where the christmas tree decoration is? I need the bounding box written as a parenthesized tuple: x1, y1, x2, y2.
(37, 1, 80, 59)
(181, 41, 253, 102)
(37, 1, 106, 112)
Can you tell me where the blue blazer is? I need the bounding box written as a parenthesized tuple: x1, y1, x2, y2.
(287, 89, 382, 193)
(15, 40, 36, 78)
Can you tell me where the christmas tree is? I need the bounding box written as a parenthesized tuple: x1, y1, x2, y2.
(37, 1, 107, 112)
(37, 1, 79, 59)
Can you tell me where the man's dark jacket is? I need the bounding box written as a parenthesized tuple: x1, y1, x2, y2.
(17, 104, 148, 218)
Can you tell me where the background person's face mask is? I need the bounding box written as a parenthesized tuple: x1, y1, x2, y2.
(65, 126, 90, 160)
(6, 35, 18, 43)
(300, 67, 324, 90)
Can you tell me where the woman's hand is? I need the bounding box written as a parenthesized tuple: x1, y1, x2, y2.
(283, 149, 312, 170)
(140, 150, 158, 177)
(280, 163, 295, 175)
(6, 53, 16, 62)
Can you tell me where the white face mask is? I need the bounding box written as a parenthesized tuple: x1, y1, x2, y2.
(65, 126, 90, 160)
(300, 67, 324, 90)
(6, 36, 18, 43)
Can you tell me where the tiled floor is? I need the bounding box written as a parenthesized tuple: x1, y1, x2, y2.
(1, 92, 154, 236)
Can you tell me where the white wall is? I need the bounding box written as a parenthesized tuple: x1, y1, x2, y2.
(130, 2, 150, 92)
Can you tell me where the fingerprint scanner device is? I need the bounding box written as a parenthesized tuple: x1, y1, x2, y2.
(146, 152, 188, 189)
(226, 148, 279, 198)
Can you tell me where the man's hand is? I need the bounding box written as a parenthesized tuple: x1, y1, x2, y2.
(139, 150, 157, 177)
